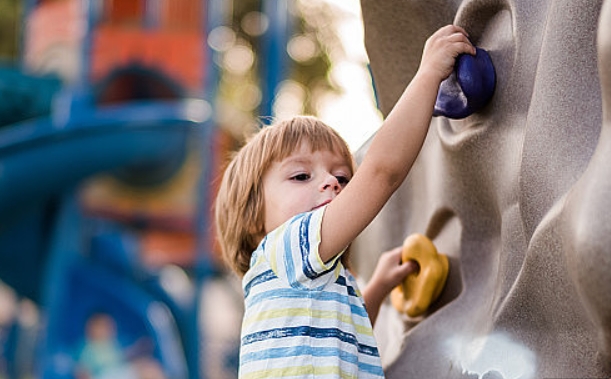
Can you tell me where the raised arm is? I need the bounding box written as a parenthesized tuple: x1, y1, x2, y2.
(319, 25, 475, 262)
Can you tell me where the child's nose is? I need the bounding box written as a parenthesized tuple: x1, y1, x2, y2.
(320, 174, 341, 193)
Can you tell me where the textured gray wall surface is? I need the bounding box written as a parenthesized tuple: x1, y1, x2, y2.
(352, 0, 611, 377)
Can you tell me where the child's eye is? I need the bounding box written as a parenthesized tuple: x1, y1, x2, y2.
(335, 176, 350, 186)
(291, 173, 310, 181)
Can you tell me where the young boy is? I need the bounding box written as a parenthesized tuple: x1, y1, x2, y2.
(215, 25, 474, 378)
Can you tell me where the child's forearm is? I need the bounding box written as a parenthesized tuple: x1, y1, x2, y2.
(357, 25, 474, 192)
(358, 70, 442, 193)
(317, 72, 444, 264)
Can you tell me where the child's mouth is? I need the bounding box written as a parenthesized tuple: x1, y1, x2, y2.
(312, 199, 332, 210)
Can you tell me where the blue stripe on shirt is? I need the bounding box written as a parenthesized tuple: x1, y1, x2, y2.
(282, 224, 299, 287)
(299, 212, 318, 280)
(241, 346, 358, 364)
(243, 269, 277, 298)
(241, 326, 380, 358)
(335, 275, 358, 297)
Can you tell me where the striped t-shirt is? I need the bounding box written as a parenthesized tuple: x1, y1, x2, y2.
(239, 206, 384, 379)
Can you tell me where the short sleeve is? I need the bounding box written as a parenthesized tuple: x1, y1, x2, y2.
(258, 206, 343, 290)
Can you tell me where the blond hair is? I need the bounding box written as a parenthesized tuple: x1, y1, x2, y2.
(215, 116, 355, 276)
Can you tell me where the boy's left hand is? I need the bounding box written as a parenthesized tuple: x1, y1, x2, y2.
(362, 247, 419, 326)
(370, 247, 419, 297)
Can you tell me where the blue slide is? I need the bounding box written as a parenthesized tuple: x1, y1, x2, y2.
(0, 66, 216, 379)
(0, 65, 210, 298)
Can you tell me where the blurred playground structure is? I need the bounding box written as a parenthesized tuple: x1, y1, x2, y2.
(0, 0, 300, 378)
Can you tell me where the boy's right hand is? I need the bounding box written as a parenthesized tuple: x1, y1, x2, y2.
(419, 25, 476, 83)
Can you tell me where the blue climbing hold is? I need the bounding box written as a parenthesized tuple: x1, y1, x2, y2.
(433, 47, 496, 119)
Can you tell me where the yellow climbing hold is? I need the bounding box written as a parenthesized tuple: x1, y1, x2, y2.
(390, 233, 449, 317)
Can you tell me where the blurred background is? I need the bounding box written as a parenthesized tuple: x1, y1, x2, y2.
(0, 0, 380, 378)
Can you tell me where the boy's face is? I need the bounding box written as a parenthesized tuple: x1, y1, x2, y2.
(262, 142, 352, 234)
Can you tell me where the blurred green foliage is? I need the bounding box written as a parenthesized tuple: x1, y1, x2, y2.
(0, 0, 21, 61)
(219, 0, 343, 132)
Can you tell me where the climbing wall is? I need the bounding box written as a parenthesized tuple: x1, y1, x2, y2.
(352, 0, 611, 378)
